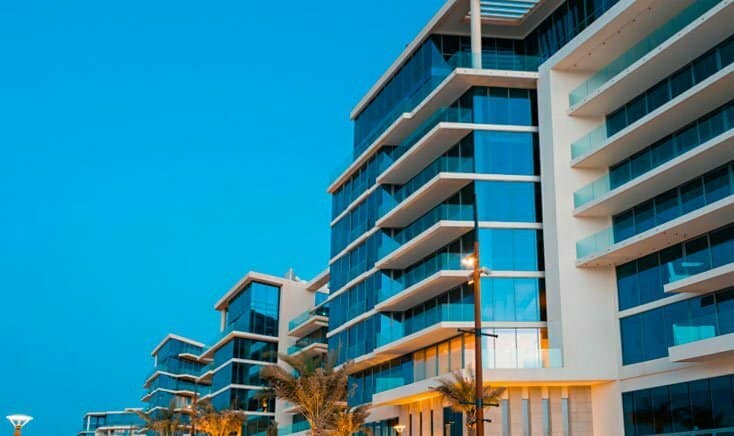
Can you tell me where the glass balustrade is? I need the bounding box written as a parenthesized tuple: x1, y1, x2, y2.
(377, 252, 467, 302)
(569, 0, 721, 106)
(288, 306, 330, 332)
(574, 101, 734, 208)
(389, 107, 473, 163)
(380, 154, 474, 217)
(287, 337, 327, 355)
(378, 204, 474, 259)
(577, 185, 733, 260)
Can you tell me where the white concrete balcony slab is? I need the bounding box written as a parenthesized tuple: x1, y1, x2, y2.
(376, 221, 474, 270)
(577, 195, 734, 267)
(377, 173, 473, 228)
(668, 332, 734, 363)
(574, 129, 734, 217)
(374, 321, 470, 359)
(288, 342, 328, 358)
(328, 69, 537, 193)
(379, 122, 474, 185)
(287, 315, 328, 338)
(375, 270, 471, 312)
(569, 0, 734, 116)
(664, 262, 734, 294)
(571, 64, 734, 169)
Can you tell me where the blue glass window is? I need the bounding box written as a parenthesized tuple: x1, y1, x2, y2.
(227, 281, 280, 337)
(479, 228, 543, 271)
(474, 131, 539, 175)
(475, 181, 541, 222)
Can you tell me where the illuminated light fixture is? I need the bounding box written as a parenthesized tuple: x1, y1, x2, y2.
(393, 424, 406, 434)
(6, 415, 32, 436)
(461, 254, 477, 268)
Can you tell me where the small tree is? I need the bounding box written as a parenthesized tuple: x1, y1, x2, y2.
(430, 369, 504, 436)
(194, 401, 245, 436)
(134, 400, 182, 436)
(260, 353, 354, 435)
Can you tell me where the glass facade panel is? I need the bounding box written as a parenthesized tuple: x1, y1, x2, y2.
(474, 131, 539, 175)
(475, 181, 541, 222)
(479, 228, 544, 271)
(226, 281, 280, 337)
(623, 375, 734, 434)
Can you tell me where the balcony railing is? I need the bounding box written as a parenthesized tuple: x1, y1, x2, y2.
(568, 0, 721, 107)
(377, 252, 468, 303)
(574, 102, 734, 208)
(376, 303, 475, 347)
(576, 188, 733, 260)
(378, 204, 474, 259)
(390, 107, 473, 164)
(380, 153, 474, 217)
(288, 306, 329, 332)
(287, 337, 327, 355)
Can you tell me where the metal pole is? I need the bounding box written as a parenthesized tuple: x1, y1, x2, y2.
(14, 426, 20, 436)
(472, 241, 484, 436)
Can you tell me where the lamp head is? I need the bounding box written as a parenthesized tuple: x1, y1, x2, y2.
(6, 415, 32, 429)
(461, 254, 476, 268)
(393, 424, 406, 434)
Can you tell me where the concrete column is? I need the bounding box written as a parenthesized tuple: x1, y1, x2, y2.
(470, 0, 483, 68)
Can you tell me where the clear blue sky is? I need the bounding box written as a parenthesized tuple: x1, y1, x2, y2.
(0, 0, 444, 434)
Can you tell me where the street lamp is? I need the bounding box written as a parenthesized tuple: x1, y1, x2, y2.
(461, 241, 496, 436)
(6, 415, 32, 436)
(392, 424, 405, 435)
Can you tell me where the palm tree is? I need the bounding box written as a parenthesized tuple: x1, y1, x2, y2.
(193, 401, 245, 436)
(134, 400, 182, 436)
(329, 405, 371, 436)
(259, 353, 354, 435)
(430, 369, 504, 436)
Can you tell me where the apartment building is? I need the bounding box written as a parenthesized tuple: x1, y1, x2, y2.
(325, 0, 734, 434)
(78, 410, 143, 436)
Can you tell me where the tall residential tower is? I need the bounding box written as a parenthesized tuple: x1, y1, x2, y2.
(326, 0, 734, 434)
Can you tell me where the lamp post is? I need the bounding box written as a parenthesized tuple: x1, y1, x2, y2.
(392, 424, 405, 435)
(461, 242, 496, 436)
(6, 415, 32, 436)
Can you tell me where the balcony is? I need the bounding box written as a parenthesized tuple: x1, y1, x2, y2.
(669, 332, 734, 363)
(287, 337, 328, 357)
(377, 252, 469, 301)
(576, 195, 734, 267)
(375, 269, 471, 312)
(287, 306, 329, 337)
(664, 262, 734, 294)
(378, 174, 473, 228)
(570, 64, 734, 168)
(575, 131, 734, 217)
(329, 53, 539, 193)
(377, 204, 474, 269)
(568, 0, 728, 114)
